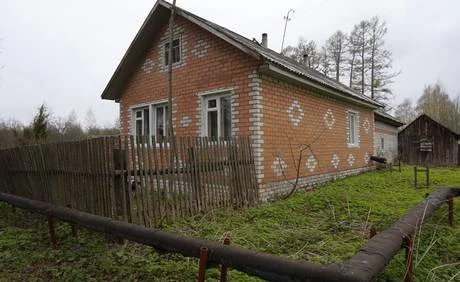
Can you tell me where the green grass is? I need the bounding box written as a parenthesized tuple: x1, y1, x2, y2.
(1, 166, 459, 281)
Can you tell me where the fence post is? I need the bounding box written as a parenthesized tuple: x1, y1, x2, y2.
(188, 147, 202, 212)
(414, 166, 417, 188)
(426, 166, 429, 187)
(227, 139, 235, 208)
(113, 147, 127, 221)
(448, 197, 454, 226)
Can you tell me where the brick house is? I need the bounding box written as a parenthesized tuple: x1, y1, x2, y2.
(374, 111, 404, 163)
(101, 0, 382, 200)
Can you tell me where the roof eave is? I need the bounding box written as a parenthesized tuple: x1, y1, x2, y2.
(259, 63, 381, 110)
(374, 113, 404, 127)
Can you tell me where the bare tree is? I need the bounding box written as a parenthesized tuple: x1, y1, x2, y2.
(394, 98, 416, 124)
(282, 37, 320, 69)
(367, 17, 399, 103)
(416, 82, 457, 131)
(350, 20, 370, 95)
(325, 30, 347, 82)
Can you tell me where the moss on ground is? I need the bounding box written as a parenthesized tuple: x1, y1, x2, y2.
(0, 166, 459, 281)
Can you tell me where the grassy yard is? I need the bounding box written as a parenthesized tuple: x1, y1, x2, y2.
(0, 166, 459, 281)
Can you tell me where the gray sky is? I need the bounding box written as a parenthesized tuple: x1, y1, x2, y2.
(1, 0, 459, 127)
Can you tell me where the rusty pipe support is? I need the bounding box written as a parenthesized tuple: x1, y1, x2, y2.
(66, 204, 77, 237)
(403, 235, 413, 282)
(46, 208, 58, 248)
(220, 238, 230, 282)
(198, 247, 209, 282)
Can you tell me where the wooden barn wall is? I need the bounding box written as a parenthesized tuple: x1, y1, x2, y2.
(398, 115, 459, 166)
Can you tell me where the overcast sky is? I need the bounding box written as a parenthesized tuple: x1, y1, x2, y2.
(1, 0, 459, 127)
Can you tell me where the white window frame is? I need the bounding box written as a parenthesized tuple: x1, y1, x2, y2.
(347, 111, 359, 147)
(164, 36, 182, 66)
(133, 107, 150, 139)
(132, 100, 169, 144)
(201, 93, 232, 138)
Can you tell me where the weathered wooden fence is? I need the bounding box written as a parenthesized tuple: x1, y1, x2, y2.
(0, 136, 258, 227)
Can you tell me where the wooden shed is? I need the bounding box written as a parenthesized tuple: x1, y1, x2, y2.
(398, 114, 460, 166)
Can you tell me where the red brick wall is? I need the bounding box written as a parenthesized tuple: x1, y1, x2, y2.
(118, 16, 258, 138)
(260, 76, 374, 184)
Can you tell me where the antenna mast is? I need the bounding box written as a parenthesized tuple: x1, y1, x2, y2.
(281, 9, 295, 53)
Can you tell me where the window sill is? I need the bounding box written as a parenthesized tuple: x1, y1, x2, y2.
(347, 143, 360, 148)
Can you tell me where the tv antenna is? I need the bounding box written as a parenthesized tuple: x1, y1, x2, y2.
(281, 9, 295, 53)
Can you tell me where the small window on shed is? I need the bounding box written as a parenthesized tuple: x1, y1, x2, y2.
(380, 137, 384, 149)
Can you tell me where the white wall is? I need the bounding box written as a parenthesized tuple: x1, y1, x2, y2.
(374, 120, 399, 163)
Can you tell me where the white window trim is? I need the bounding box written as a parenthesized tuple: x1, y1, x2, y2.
(200, 91, 232, 138)
(131, 100, 170, 145)
(347, 110, 360, 148)
(163, 35, 182, 66)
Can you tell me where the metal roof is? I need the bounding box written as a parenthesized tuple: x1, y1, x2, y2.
(374, 110, 404, 127)
(101, 0, 382, 109)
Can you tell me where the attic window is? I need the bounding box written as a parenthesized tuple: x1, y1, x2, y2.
(164, 38, 181, 65)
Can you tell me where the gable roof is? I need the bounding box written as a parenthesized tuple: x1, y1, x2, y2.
(101, 0, 381, 109)
(399, 114, 460, 137)
(374, 110, 404, 127)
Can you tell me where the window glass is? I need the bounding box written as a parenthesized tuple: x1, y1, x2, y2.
(207, 111, 218, 138)
(221, 96, 232, 138)
(348, 112, 358, 145)
(164, 38, 180, 65)
(143, 108, 150, 137)
(156, 106, 164, 139)
(208, 99, 217, 108)
(136, 119, 143, 137)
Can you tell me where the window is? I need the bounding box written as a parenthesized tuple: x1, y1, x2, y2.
(164, 38, 181, 65)
(203, 95, 232, 138)
(380, 137, 384, 149)
(154, 104, 168, 140)
(348, 111, 359, 146)
(133, 103, 169, 142)
(134, 107, 150, 138)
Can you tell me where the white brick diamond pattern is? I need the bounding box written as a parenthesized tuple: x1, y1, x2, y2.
(323, 109, 335, 129)
(306, 155, 318, 172)
(141, 58, 155, 74)
(347, 154, 355, 167)
(331, 154, 340, 169)
(364, 152, 370, 164)
(271, 157, 287, 177)
(363, 118, 370, 134)
(287, 100, 305, 126)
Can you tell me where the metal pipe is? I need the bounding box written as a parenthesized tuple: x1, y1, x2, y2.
(1, 187, 460, 282)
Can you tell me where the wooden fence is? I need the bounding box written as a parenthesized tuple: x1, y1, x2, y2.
(0, 136, 258, 227)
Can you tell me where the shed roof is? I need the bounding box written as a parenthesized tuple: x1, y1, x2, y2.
(399, 114, 460, 138)
(101, 0, 381, 109)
